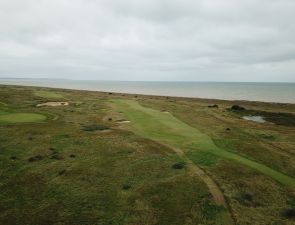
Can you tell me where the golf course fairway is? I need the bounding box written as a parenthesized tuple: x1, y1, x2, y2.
(112, 99, 295, 188)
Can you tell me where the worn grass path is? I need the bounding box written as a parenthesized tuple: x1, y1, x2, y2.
(111, 100, 295, 188)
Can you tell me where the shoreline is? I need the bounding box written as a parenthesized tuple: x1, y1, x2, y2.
(1, 83, 295, 107)
(1, 79, 295, 104)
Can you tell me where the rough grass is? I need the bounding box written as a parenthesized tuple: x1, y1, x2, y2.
(188, 151, 219, 167)
(0, 85, 222, 225)
(1, 85, 295, 225)
(34, 90, 64, 99)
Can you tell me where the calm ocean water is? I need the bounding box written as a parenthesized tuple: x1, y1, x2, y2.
(0, 78, 295, 103)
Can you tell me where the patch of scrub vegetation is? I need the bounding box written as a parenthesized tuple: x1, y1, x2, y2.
(172, 161, 186, 169)
(136, 176, 224, 225)
(201, 201, 226, 221)
(81, 124, 109, 131)
(34, 90, 64, 99)
(260, 111, 295, 126)
(207, 160, 292, 224)
(281, 208, 295, 219)
(252, 130, 276, 141)
(233, 190, 263, 207)
(188, 151, 219, 166)
(0, 112, 46, 123)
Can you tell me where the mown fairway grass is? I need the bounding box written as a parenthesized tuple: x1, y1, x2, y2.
(112, 99, 295, 188)
(0, 113, 46, 123)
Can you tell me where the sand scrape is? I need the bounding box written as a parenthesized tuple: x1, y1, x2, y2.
(37, 102, 69, 107)
(116, 119, 131, 124)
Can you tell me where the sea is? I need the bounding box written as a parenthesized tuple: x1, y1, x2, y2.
(0, 78, 294, 104)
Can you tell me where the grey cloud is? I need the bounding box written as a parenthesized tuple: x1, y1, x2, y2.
(0, 0, 294, 81)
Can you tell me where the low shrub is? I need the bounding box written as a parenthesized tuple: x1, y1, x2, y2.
(281, 208, 295, 219)
(208, 104, 218, 108)
(58, 170, 66, 176)
(28, 155, 43, 162)
(122, 184, 131, 190)
(50, 154, 63, 160)
(231, 105, 245, 111)
(172, 162, 185, 169)
(82, 124, 109, 132)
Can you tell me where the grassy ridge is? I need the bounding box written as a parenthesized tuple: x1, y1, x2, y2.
(112, 99, 295, 187)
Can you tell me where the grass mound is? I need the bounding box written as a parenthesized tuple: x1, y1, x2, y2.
(0, 113, 46, 123)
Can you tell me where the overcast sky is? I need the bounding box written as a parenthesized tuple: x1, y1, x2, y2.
(0, 0, 295, 82)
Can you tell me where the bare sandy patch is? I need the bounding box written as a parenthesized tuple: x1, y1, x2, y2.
(37, 102, 69, 107)
(116, 119, 131, 124)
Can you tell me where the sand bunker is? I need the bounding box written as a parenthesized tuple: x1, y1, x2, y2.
(116, 119, 131, 124)
(37, 102, 69, 107)
(161, 109, 169, 113)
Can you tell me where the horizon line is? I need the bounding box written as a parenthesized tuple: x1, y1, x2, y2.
(0, 77, 294, 84)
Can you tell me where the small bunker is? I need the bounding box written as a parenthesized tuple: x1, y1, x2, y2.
(37, 102, 69, 107)
(115, 119, 131, 124)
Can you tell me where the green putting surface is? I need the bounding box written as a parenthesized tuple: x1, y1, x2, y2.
(0, 113, 46, 123)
